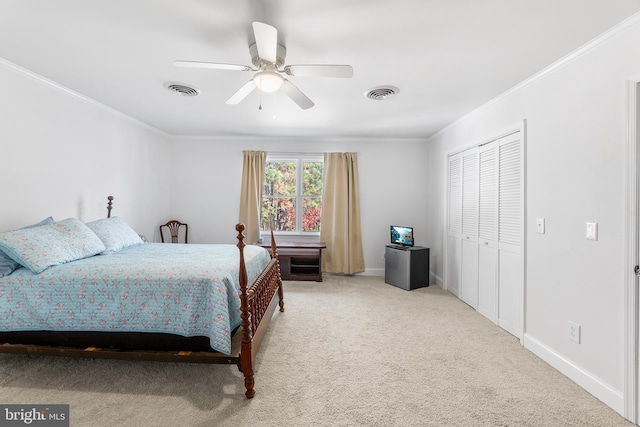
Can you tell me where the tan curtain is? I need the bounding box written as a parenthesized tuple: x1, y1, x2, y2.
(239, 150, 266, 244)
(320, 152, 365, 274)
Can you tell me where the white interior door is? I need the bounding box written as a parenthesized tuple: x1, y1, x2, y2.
(460, 148, 479, 307)
(497, 133, 523, 339)
(634, 81, 640, 427)
(478, 142, 499, 322)
(446, 152, 463, 296)
(624, 78, 640, 424)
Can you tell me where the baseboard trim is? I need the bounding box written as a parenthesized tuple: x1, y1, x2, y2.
(362, 268, 440, 284)
(430, 271, 443, 287)
(524, 333, 624, 416)
(361, 267, 384, 277)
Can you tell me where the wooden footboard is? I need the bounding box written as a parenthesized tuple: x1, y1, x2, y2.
(235, 224, 284, 398)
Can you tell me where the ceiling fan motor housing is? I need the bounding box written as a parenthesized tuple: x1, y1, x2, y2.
(249, 42, 287, 69)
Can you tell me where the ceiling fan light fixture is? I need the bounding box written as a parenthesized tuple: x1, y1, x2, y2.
(254, 70, 284, 93)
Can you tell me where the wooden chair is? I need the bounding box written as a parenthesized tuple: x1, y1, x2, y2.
(160, 220, 188, 243)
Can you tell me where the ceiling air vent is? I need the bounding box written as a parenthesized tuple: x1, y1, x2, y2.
(165, 82, 200, 97)
(366, 86, 399, 100)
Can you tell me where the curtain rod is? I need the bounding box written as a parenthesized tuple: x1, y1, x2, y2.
(265, 151, 361, 156)
(266, 151, 324, 156)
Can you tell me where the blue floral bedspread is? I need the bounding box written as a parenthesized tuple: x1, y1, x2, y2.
(0, 243, 271, 355)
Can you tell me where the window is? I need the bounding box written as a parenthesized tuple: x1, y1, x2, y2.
(261, 154, 323, 234)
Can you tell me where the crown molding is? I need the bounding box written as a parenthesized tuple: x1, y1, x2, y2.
(0, 57, 171, 139)
(431, 11, 640, 141)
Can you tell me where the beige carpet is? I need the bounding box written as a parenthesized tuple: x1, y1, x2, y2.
(0, 275, 632, 426)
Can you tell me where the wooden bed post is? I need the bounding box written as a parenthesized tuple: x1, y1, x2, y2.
(270, 229, 284, 312)
(235, 223, 255, 398)
(107, 196, 114, 218)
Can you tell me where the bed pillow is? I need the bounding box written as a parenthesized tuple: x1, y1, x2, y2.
(85, 216, 143, 254)
(0, 216, 55, 277)
(0, 217, 106, 274)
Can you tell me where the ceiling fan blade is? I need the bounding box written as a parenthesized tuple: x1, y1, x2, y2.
(252, 22, 278, 64)
(226, 80, 257, 104)
(280, 80, 314, 110)
(174, 60, 252, 72)
(284, 65, 354, 78)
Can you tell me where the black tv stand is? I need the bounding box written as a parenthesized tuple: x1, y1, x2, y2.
(384, 245, 429, 290)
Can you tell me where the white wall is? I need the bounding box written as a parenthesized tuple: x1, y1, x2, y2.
(168, 136, 429, 275)
(423, 16, 640, 416)
(0, 60, 172, 238)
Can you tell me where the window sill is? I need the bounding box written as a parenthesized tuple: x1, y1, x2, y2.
(258, 232, 320, 245)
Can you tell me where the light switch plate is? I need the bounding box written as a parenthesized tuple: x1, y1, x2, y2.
(586, 222, 598, 241)
(536, 218, 545, 234)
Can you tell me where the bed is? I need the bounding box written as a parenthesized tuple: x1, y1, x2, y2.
(0, 197, 284, 398)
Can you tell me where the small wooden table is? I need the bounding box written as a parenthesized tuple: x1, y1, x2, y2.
(257, 241, 326, 282)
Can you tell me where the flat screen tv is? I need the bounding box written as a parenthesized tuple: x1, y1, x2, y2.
(390, 225, 414, 247)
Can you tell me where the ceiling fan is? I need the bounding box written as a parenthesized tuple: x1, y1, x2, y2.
(173, 22, 353, 110)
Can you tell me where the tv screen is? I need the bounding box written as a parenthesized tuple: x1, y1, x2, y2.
(390, 225, 414, 247)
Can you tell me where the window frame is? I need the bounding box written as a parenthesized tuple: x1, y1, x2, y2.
(261, 152, 324, 240)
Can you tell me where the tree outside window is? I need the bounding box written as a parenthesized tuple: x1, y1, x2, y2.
(261, 155, 323, 233)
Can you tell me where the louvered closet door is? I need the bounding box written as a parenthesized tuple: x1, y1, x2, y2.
(446, 152, 463, 297)
(477, 142, 499, 322)
(460, 148, 479, 308)
(497, 133, 523, 339)
(446, 131, 523, 338)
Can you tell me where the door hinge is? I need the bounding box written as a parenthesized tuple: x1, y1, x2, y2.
(635, 265, 640, 276)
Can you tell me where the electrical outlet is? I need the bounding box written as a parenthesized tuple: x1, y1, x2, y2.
(568, 321, 581, 343)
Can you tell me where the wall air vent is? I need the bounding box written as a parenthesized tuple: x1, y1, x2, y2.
(366, 86, 399, 100)
(165, 82, 200, 97)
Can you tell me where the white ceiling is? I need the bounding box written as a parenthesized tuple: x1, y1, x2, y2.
(1, 1, 640, 139)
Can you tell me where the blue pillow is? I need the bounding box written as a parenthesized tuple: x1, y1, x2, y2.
(85, 216, 143, 254)
(0, 218, 105, 274)
(0, 217, 54, 277)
